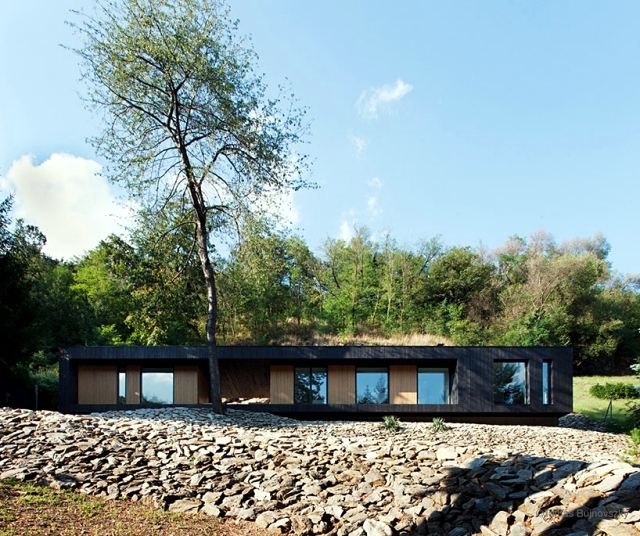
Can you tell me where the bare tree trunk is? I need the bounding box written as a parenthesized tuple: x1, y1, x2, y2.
(183, 158, 224, 413)
(194, 211, 223, 414)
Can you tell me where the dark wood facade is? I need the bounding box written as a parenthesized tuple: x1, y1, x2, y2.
(59, 346, 572, 425)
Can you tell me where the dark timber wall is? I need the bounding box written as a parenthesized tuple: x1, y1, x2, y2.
(59, 345, 572, 424)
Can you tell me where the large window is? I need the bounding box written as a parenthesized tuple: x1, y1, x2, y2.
(494, 361, 527, 404)
(418, 368, 449, 404)
(542, 361, 551, 405)
(142, 368, 173, 405)
(356, 368, 388, 404)
(294, 367, 327, 404)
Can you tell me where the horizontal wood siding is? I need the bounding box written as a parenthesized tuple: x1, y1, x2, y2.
(328, 365, 356, 404)
(78, 366, 117, 405)
(197, 367, 209, 404)
(174, 366, 198, 404)
(390, 365, 417, 404)
(270, 365, 294, 404)
(125, 366, 140, 404)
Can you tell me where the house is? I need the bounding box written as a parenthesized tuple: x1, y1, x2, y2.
(59, 345, 572, 425)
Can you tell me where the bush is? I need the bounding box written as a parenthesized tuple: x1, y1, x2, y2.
(30, 365, 59, 411)
(625, 428, 640, 463)
(380, 415, 401, 432)
(589, 382, 640, 400)
(627, 401, 640, 429)
(430, 417, 450, 433)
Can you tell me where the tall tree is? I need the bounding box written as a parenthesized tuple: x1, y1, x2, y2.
(71, 0, 310, 412)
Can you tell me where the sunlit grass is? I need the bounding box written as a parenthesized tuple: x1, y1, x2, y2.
(573, 375, 639, 432)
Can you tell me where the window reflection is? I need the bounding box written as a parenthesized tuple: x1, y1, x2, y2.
(494, 361, 527, 404)
(418, 368, 449, 404)
(542, 361, 551, 405)
(294, 367, 327, 404)
(142, 368, 173, 405)
(356, 368, 388, 404)
(118, 369, 126, 404)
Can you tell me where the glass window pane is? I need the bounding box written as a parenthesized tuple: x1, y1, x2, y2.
(357, 368, 388, 404)
(294, 368, 310, 404)
(418, 368, 449, 404)
(542, 361, 551, 405)
(294, 367, 327, 404)
(310, 367, 327, 404)
(118, 370, 126, 404)
(494, 362, 527, 404)
(142, 369, 173, 405)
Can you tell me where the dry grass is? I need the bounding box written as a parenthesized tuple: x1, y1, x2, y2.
(0, 480, 265, 536)
(276, 331, 452, 347)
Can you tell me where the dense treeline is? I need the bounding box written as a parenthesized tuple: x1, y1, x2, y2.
(2, 196, 639, 408)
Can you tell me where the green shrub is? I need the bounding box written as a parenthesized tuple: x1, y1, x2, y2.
(627, 401, 640, 429)
(430, 417, 450, 433)
(589, 382, 640, 400)
(30, 365, 59, 411)
(625, 428, 640, 463)
(380, 415, 401, 432)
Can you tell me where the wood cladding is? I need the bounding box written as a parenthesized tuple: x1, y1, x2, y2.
(389, 365, 417, 404)
(270, 365, 294, 404)
(197, 367, 209, 404)
(328, 365, 356, 404)
(78, 366, 117, 404)
(220, 360, 269, 399)
(174, 366, 198, 404)
(125, 366, 140, 404)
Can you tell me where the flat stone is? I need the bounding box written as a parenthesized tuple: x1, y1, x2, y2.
(436, 447, 458, 460)
(201, 503, 221, 517)
(168, 498, 201, 514)
(597, 473, 626, 493)
(363, 519, 393, 536)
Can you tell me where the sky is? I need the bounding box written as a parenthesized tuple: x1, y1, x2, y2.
(1, 1, 639, 275)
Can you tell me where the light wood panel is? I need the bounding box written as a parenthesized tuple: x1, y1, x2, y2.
(197, 367, 209, 404)
(78, 366, 117, 404)
(270, 365, 294, 404)
(390, 365, 417, 404)
(328, 365, 355, 404)
(174, 366, 198, 404)
(125, 366, 140, 404)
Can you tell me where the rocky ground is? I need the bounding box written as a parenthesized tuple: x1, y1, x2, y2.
(0, 407, 639, 536)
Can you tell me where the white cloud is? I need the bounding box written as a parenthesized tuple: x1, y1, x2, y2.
(339, 220, 354, 241)
(5, 153, 131, 259)
(349, 134, 367, 159)
(338, 209, 358, 241)
(367, 177, 383, 189)
(356, 78, 413, 120)
(367, 195, 382, 218)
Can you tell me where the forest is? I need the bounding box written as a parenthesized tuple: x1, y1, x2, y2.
(2, 194, 639, 409)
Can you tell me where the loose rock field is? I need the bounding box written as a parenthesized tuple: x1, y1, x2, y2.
(1, 407, 639, 536)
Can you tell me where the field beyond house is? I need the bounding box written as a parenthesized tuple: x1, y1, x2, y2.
(573, 375, 639, 432)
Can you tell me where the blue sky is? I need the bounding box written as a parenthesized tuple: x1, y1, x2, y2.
(1, 1, 639, 275)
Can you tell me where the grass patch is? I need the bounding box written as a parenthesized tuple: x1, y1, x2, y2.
(574, 375, 639, 432)
(0, 479, 265, 536)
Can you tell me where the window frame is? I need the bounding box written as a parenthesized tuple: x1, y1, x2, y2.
(417, 367, 450, 404)
(356, 367, 389, 404)
(293, 366, 328, 404)
(141, 367, 174, 405)
(542, 360, 552, 405)
(493, 360, 528, 405)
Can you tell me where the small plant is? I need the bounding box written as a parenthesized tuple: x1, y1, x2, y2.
(430, 417, 450, 433)
(589, 382, 640, 400)
(380, 415, 401, 432)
